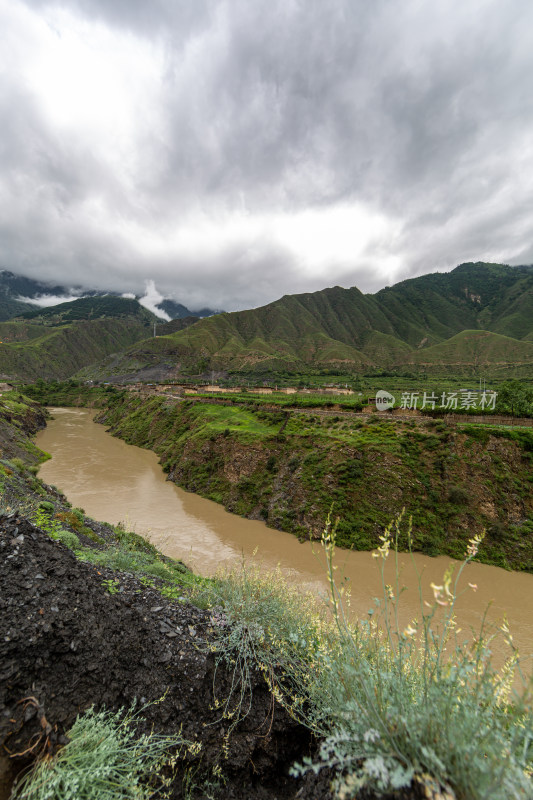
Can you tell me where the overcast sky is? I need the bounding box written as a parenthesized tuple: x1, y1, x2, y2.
(1, 0, 533, 311)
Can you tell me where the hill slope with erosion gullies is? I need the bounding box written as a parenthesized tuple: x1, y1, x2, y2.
(406, 330, 533, 378)
(81, 262, 533, 380)
(0, 297, 158, 381)
(96, 393, 533, 571)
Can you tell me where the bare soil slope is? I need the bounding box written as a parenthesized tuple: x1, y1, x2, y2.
(0, 514, 319, 800)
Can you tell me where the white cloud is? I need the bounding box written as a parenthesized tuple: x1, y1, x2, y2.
(17, 292, 86, 307)
(138, 280, 170, 320)
(1, 0, 533, 310)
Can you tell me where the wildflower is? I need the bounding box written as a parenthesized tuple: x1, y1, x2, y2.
(385, 584, 394, 600)
(376, 528, 392, 559)
(363, 755, 389, 783)
(210, 608, 229, 628)
(403, 624, 417, 637)
(465, 530, 485, 558)
(468, 582, 478, 591)
(500, 614, 514, 646)
(430, 582, 449, 606)
(494, 653, 519, 705)
(406, 515, 413, 549)
(429, 564, 456, 607)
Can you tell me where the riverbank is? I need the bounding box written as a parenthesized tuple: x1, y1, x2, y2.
(1, 393, 532, 800)
(34, 407, 533, 667)
(92, 392, 533, 571)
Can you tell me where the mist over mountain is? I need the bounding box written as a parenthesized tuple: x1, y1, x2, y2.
(0, 270, 220, 323)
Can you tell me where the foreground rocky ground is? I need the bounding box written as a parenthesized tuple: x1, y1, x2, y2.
(1, 513, 451, 800)
(0, 513, 327, 800)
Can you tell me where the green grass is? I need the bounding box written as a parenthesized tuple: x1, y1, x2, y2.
(187, 404, 277, 438)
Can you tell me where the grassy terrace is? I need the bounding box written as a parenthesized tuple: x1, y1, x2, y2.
(187, 403, 279, 437)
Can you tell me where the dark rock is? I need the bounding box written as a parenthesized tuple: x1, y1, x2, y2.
(0, 514, 322, 800)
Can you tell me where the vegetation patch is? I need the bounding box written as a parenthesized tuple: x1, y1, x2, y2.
(13, 705, 189, 800)
(94, 393, 533, 570)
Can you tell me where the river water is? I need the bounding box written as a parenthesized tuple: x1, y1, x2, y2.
(36, 407, 533, 676)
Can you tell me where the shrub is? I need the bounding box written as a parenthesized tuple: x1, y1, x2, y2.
(56, 529, 80, 549)
(488, 521, 508, 541)
(142, 561, 175, 580)
(113, 524, 158, 555)
(12, 704, 190, 800)
(447, 486, 470, 505)
(200, 514, 532, 800)
(192, 562, 328, 733)
(266, 455, 277, 471)
(296, 517, 532, 799)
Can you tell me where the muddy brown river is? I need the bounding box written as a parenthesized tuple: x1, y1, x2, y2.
(36, 407, 533, 678)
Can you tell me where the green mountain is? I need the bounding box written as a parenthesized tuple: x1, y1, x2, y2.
(0, 297, 157, 381)
(0, 270, 69, 321)
(83, 262, 533, 380)
(3, 262, 532, 381)
(374, 262, 533, 345)
(407, 330, 533, 378)
(19, 294, 159, 324)
(0, 269, 221, 323)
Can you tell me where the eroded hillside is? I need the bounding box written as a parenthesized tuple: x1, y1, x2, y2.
(97, 393, 533, 571)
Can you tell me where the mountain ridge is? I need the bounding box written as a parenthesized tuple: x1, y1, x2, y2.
(86, 261, 532, 380)
(0, 297, 159, 381)
(1, 261, 532, 381)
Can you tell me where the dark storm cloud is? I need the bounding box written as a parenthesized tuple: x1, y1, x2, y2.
(2, 0, 533, 309)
